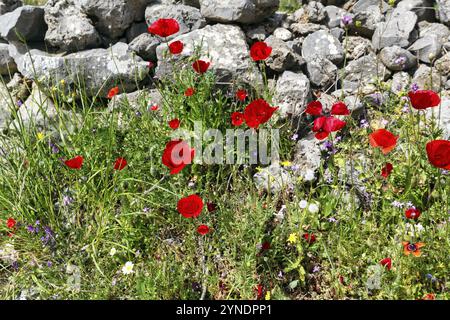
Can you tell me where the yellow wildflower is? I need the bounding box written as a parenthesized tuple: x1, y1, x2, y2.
(265, 291, 271, 300)
(280, 161, 292, 167)
(37, 132, 44, 141)
(287, 233, 298, 244)
(355, 20, 362, 27)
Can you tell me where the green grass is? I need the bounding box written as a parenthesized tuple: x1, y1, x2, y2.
(0, 41, 449, 300)
(23, 0, 47, 5)
(279, 0, 301, 13)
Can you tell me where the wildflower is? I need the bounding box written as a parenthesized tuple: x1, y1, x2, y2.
(402, 241, 425, 257)
(250, 41, 272, 61)
(16, 100, 23, 107)
(422, 293, 435, 300)
(287, 233, 298, 244)
(265, 291, 271, 300)
(408, 90, 440, 109)
(147, 61, 155, 69)
(312, 265, 321, 273)
(299, 200, 308, 209)
(360, 119, 369, 128)
(291, 133, 298, 141)
(392, 200, 404, 208)
(236, 89, 247, 101)
(303, 232, 316, 244)
(394, 56, 407, 67)
(192, 60, 210, 74)
(312, 116, 346, 140)
(381, 162, 393, 178)
(177, 194, 204, 218)
(207, 202, 217, 212)
(107, 86, 119, 99)
(37, 132, 44, 141)
(60, 79, 66, 86)
(168, 40, 183, 54)
(162, 139, 195, 174)
(305, 101, 323, 116)
(62, 195, 74, 206)
(328, 217, 338, 223)
(65, 156, 84, 169)
(150, 105, 159, 111)
(369, 129, 398, 154)
(121, 261, 134, 275)
(49, 141, 59, 154)
(355, 20, 362, 27)
(143, 207, 150, 213)
(308, 203, 319, 213)
(380, 257, 392, 270)
(243, 99, 278, 129)
(114, 157, 127, 171)
(109, 247, 117, 256)
(331, 102, 350, 116)
(197, 224, 210, 235)
(304, 170, 315, 181)
(261, 241, 271, 251)
(341, 15, 353, 26)
(168, 118, 180, 129)
(148, 18, 179, 37)
(405, 208, 421, 220)
(184, 87, 195, 97)
(426, 140, 450, 170)
(231, 112, 244, 126)
(280, 161, 292, 167)
(410, 83, 419, 92)
(47, 261, 52, 267)
(256, 284, 264, 299)
(7, 218, 16, 229)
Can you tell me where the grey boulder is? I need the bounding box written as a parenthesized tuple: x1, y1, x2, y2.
(408, 36, 442, 63)
(302, 30, 344, 65)
(372, 8, 418, 50)
(274, 71, 311, 118)
(264, 35, 304, 73)
(199, 0, 280, 24)
(0, 5, 46, 42)
(9, 42, 149, 97)
(436, 0, 450, 26)
(412, 64, 446, 92)
(379, 46, 417, 71)
(306, 56, 337, 88)
(0, 42, 17, 75)
(129, 33, 161, 61)
(0, 0, 22, 15)
(44, 0, 101, 52)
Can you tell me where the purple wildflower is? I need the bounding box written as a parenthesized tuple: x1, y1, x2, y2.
(62, 195, 74, 207)
(47, 261, 53, 267)
(360, 119, 369, 129)
(291, 133, 298, 141)
(312, 265, 321, 273)
(16, 100, 23, 107)
(411, 83, 419, 92)
(391, 200, 404, 208)
(341, 15, 353, 26)
(394, 56, 407, 66)
(12, 261, 19, 271)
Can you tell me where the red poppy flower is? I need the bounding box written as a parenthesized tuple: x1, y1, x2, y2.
(422, 293, 436, 300)
(177, 194, 204, 218)
(148, 18, 180, 38)
(207, 202, 217, 212)
(408, 90, 440, 110)
(256, 284, 264, 299)
(162, 140, 195, 175)
(236, 89, 247, 101)
(197, 224, 210, 235)
(303, 233, 316, 244)
(369, 129, 398, 154)
(380, 257, 392, 271)
(250, 41, 272, 61)
(305, 101, 323, 116)
(426, 140, 450, 170)
(402, 241, 425, 257)
(6, 218, 16, 229)
(231, 112, 244, 126)
(261, 241, 271, 251)
(312, 116, 346, 140)
(192, 60, 210, 74)
(150, 105, 159, 111)
(107, 86, 119, 99)
(168, 40, 183, 54)
(331, 102, 350, 115)
(381, 162, 393, 178)
(114, 157, 127, 171)
(243, 99, 278, 129)
(184, 87, 195, 97)
(405, 208, 421, 220)
(65, 156, 84, 169)
(168, 118, 180, 129)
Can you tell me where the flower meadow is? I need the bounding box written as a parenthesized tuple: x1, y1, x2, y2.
(0, 16, 449, 301)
